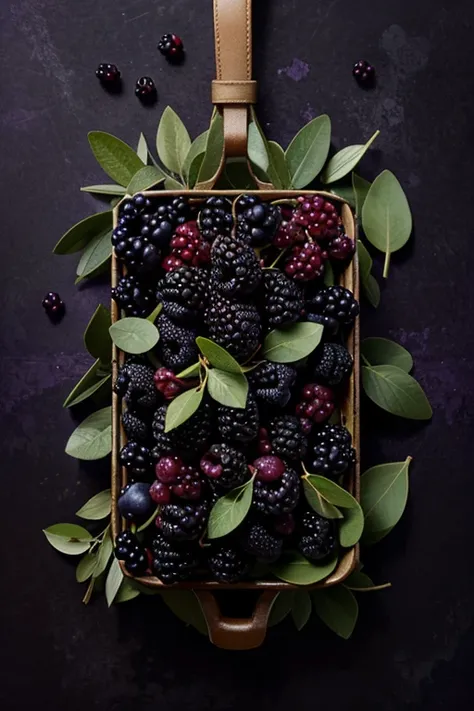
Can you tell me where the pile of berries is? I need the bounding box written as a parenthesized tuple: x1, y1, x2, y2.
(112, 193, 359, 584)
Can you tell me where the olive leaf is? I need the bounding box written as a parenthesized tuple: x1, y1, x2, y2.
(362, 170, 412, 278)
(164, 387, 203, 433)
(248, 121, 269, 172)
(267, 141, 292, 189)
(285, 114, 331, 189)
(263, 322, 324, 363)
(361, 337, 413, 373)
(93, 533, 113, 578)
(344, 570, 391, 592)
(105, 557, 123, 607)
(207, 369, 248, 408)
(83, 304, 111, 362)
(160, 591, 208, 635)
(63, 359, 110, 408)
(65, 406, 112, 460)
(324, 261, 335, 286)
(156, 106, 191, 177)
(196, 112, 224, 186)
(291, 590, 312, 631)
(136, 132, 149, 163)
(176, 362, 201, 379)
(196, 337, 242, 373)
(361, 457, 411, 544)
(357, 240, 380, 308)
(164, 176, 184, 189)
(329, 181, 356, 208)
(109, 317, 159, 354)
(352, 173, 371, 215)
(88, 131, 144, 186)
(268, 591, 294, 626)
(302, 477, 344, 519)
(53, 211, 113, 255)
(80, 185, 126, 196)
(115, 578, 141, 603)
(304, 474, 358, 509)
(76, 553, 98, 583)
(207, 477, 254, 539)
(311, 586, 359, 639)
(188, 153, 205, 189)
(76, 490, 112, 520)
(146, 302, 163, 323)
(182, 131, 208, 183)
(339, 502, 365, 547)
(224, 158, 257, 190)
(127, 165, 166, 194)
(321, 130, 379, 184)
(271, 551, 338, 585)
(75, 229, 113, 283)
(43, 523, 92, 556)
(362, 365, 432, 419)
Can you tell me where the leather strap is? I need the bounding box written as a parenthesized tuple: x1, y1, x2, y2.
(213, 0, 253, 157)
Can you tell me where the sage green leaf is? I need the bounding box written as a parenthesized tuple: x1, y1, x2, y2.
(362, 526, 395, 546)
(164, 176, 184, 189)
(146, 302, 163, 323)
(364, 274, 381, 308)
(127, 165, 166, 194)
(358, 241, 380, 307)
(67, 374, 110, 408)
(291, 590, 312, 631)
(269, 591, 294, 626)
(53, 211, 113, 255)
(43, 523, 92, 556)
(160, 591, 208, 635)
(248, 121, 269, 172)
(357, 239, 372, 281)
(321, 130, 379, 184)
(361, 458, 411, 542)
(361, 170, 412, 277)
(65, 406, 112, 460)
(324, 261, 335, 286)
(285, 114, 331, 189)
(188, 153, 205, 189)
(305, 475, 358, 509)
(207, 369, 248, 408)
(271, 551, 338, 585)
(311, 586, 358, 639)
(93, 533, 113, 578)
(164, 387, 203, 433)
(80, 185, 127, 196)
(75, 229, 112, 282)
(88, 131, 144, 186)
(344, 570, 391, 592)
(268, 141, 291, 189)
(76, 553, 98, 582)
(339, 501, 365, 547)
(302, 477, 344, 519)
(207, 478, 254, 539)
(84, 304, 111, 362)
(76, 489, 111, 520)
(362, 337, 413, 372)
(197, 112, 224, 185)
(176, 362, 201, 379)
(105, 557, 123, 607)
(136, 132, 149, 163)
(115, 578, 141, 603)
(182, 131, 208, 182)
(109, 317, 159, 354)
(224, 158, 256, 190)
(329, 182, 356, 207)
(156, 106, 191, 176)
(196, 337, 242, 373)
(63, 358, 101, 408)
(362, 365, 432, 419)
(263, 322, 324, 363)
(352, 173, 371, 215)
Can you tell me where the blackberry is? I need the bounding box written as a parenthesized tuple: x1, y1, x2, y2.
(200, 443, 249, 490)
(253, 466, 300, 516)
(296, 383, 335, 432)
(157, 267, 208, 323)
(242, 521, 283, 562)
(115, 531, 148, 575)
(152, 400, 213, 455)
(211, 233, 262, 297)
(268, 415, 308, 462)
(156, 313, 198, 371)
(312, 343, 353, 385)
(159, 500, 209, 541)
(42, 291, 64, 319)
(205, 293, 261, 362)
(157, 33, 185, 62)
(208, 545, 249, 583)
(308, 423, 356, 477)
(248, 362, 296, 407)
(152, 534, 199, 585)
(236, 196, 282, 246)
(112, 275, 156, 318)
(113, 234, 161, 275)
(122, 410, 151, 443)
(114, 362, 157, 410)
(292, 195, 340, 240)
(135, 76, 157, 103)
(285, 241, 327, 282)
(95, 63, 121, 85)
(217, 391, 259, 444)
(118, 481, 154, 521)
(353, 59, 375, 87)
(298, 511, 337, 561)
(171, 466, 203, 500)
(262, 269, 304, 328)
(306, 286, 360, 334)
(120, 441, 153, 476)
(198, 196, 233, 242)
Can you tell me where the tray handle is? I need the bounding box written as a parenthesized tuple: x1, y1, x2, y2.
(195, 590, 277, 650)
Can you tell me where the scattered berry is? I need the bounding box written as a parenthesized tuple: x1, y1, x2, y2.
(158, 33, 185, 62)
(135, 76, 157, 102)
(298, 510, 337, 561)
(242, 521, 283, 562)
(159, 500, 209, 541)
(208, 545, 249, 583)
(198, 197, 233, 242)
(253, 455, 286, 482)
(156, 313, 198, 371)
(253, 465, 300, 516)
(200, 443, 249, 490)
(312, 343, 353, 385)
(306, 286, 360, 334)
(262, 269, 304, 327)
(353, 60, 375, 87)
(268, 415, 308, 461)
(152, 533, 199, 584)
(292, 195, 340, 240)
(236, 195, 282, 246)
(96, 63, 121, 85)
(217, 391, 259, 443)
(42, 292, 64, 319)
(296, 383, 335, 431)
(211, 233, 262, 296)
(157, 266, 208, 323)
(308, 423, 356, 477)
(248, 362, 296, 407)
(120, 441, 153, 476)
(112, 275, 156, 317)
(205, 292, 261, 362)
(118, 482, 154, 521)
(115, 531, 148, 575)
(285, 241, 327, 281)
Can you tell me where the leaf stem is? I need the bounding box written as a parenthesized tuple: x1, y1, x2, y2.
(82, 577, 95, 605)
(345, 582, 392, 592)
(383, 250, 391, 278)
(361, 354, 371, 366)
(137, 506, 160, 533)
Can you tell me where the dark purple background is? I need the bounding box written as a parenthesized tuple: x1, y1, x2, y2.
(1, 0, 473, 709)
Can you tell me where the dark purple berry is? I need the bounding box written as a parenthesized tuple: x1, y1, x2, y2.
(158, 33, 185, 62)
(135, 76, 157, 103)
(155, 456, 183, 484)
(42, 292, 64, 320)
(96, 63, 121, 84)
(118, 482, 154, 521)
(352, 60, 375, 87)
(253, 456, 286, 482)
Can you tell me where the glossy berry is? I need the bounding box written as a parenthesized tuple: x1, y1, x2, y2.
(122, 410, 151, 443)
(157, 266, 208, 323)
(42, 292, 64, 319)
(163, 221, 210, 271)
(154, 367, 196, 400)
(149, 480, 172, 505)
(285, 241, 327, 281)
(200, 443, 249, 490)
(198, 196, 234, 242)
(155, 456, 183, 484)
(171, 465, 202, 500)
(242, 522, 283, 562)
(327, 233, 355, 261)
(152, 533, 199, 584)
(208, 545, 249, 583)
(120, 441, 152, 476)
(205, 293, 261, 362)
(296, 383, 336, 432)
(292, 196, 340, 240)
(353, 60, 375, 87)
(118, 481, 154, 521)
(236, 195, 282, 246)
(273, 205, 304, 248)
(217, 391, 259, 444)
(158, 33, 185, 62)
(211, 233, 262, 297)
(267, 415, 308, 462)
(308, 423, 356, 477)
(158, 500, 209, 541)
(262, 269, 304, 328)
(306, 286, 360, 334)
(312, 343, 353, 386)
(111, 275, 156, 317)
(257, 428, 273, 456)
(253, 465, 300, 516)
(156, 314, 198, 372)
(135, 76, 156, 102)
(248, 362, 296, 408)
(96, 63, 121, 84)
(115, 531, 148, 575)
(114, 362, 157, 410)
(298, 511, 337, 561)
(253, 456, 286, 482)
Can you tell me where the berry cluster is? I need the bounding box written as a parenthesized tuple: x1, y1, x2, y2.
(112, 193, 358, 584)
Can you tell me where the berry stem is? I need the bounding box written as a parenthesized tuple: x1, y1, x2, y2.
(130, 523, 137, 534)
(264, 248, 287, 270)
(137, 505, 161, 533)
(82, 577, 95, 605)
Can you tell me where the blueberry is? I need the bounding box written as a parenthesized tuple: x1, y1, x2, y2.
(118, 482, 154, 521)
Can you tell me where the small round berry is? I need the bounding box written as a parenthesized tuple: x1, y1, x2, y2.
(253, 456, 286, 482)
(352, 60, 375, 87)
(296, 383, 336, 428)
(285, 241, 327, 282)
(42, 292, 64, 319)
(155, 456, 183, 484)
(149, 480, 172, 505)
(158, 33, 185, 62)
(135, 76, 157, 102)
(171, 466, 202, 500)
(96, 63, 121, 84)
(154, 367, 184, 400)
(118, 482, 154, 521)
(327, 233, 355, 261)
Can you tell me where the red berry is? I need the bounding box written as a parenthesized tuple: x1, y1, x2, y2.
(327, 233, 355, 261)
(296, 384, 335, 427)
(272, 205, 304, 248)
(156, 456, 183, 484)
(164, 221, 211, 271)
(285, 241, 327, 281)
(292, 196, 340, 240)
(253, 456, 286, 482)
(257, 427, 273, 455)
(154, 367, 187, 400)
(149, 480, 171, 504)
(42, 292, 64, 318)
(274, 513, 296, 535)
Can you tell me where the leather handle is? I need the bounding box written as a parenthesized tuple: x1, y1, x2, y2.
(196, 590, 277, 650)
(213, 0, 253, 158)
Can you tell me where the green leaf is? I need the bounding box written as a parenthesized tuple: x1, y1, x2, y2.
(286, 115, 331, 189)
(303, 474, 359, 509)
(80, 185, 127, 196)
(93, 533, 113, 578)
(76, 490, 111, 520)
(248, 121, 269, 172)
(115, 578, 141, 603)
(268, 592, 294, 626)
(164, 387, 203, 433)
(188, 152, 205, 189)
(358, 241, 380, 307)
(339, 501, 365, 547)
(357, 239, 372, 281)
(63, 358, 106, 408)
(136, 132, 149, 163)
(344, 570, 391, 592)
(53, 211, 113, 255)
(127, 165, 166, 194)
(302, 477, 344, 519)
(197, 113, 224, 185)
(65, 406, 112, 460)
(321, 130, 379, 184)
(105, 557, 123, 607)
(182, 131, 208, 182)
(109, 317, 159, 354)
(83, 304, 111, 362)
(160, 591, 208, 635)
(329, 182, 356, 208)
(267, 141, 291, 189)
(263, 322, 324, 363)
(362, 365, 432, 419)
(364, 274, 381, 308)
(75, 229, 112, 282)
(207, 478, 254, 539)
(88, 131, 144, 186)
(352, 173, 371, 215)
(43, 523, 92, 556)
(76, 553, 98, 582)
(196, 337, 242, 373)
(224, 158, 256, 190)
(291, 590, 312, 631)
(207, 369, 248, 408)
(271, 551, 338, 585)
(156, 106, 191, 176)
(311, 586, 358, 639)
(146, 302, 163, 323)
(361, 337, 413, 372)
(176, 362, 201, 379)
(361, 170, 412, 278)
(324, 261, 335, 286)
(164, 176, 184, 189)
(361, 458, 411, 543)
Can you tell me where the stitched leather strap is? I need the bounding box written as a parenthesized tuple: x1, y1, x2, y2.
(213, 0, 253, 157)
